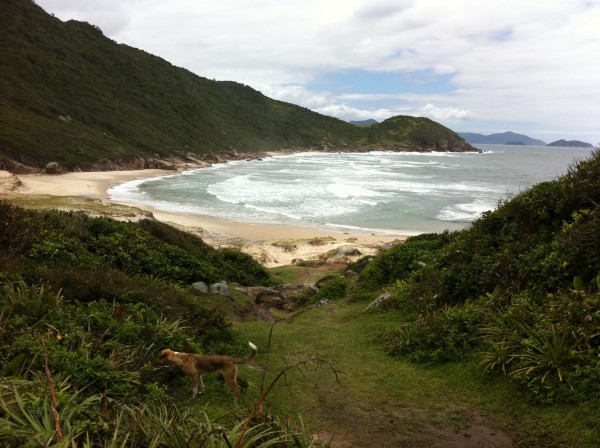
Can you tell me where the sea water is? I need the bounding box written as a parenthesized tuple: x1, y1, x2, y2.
(108, 145, 594, 236)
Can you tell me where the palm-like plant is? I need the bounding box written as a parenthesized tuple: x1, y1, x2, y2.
(0, 375, 101, 447)
(510, 328, 578, 386)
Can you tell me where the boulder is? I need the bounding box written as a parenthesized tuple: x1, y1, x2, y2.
(210, 281, 232, 297)
(245, 284, 318, 314)
(316, 299, 332, 308)
(320, 245, 363, 263)
(45, 161, 62, 174)
(255, 290, 286, 310)
(365, 292, 392, 311)
(146, 158, 177, 170)
(191, 281, 209, 293)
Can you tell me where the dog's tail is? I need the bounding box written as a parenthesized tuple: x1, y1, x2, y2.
(239, 341, 257, 364)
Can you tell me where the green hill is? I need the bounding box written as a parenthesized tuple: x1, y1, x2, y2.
(0, 0, 473, 171)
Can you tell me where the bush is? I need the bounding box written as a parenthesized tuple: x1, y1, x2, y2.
(477, 290, 600, 404)
(0, 376, 314, 447)
(356, 151, 600, 403)
(314, 277, 349, 302)
(358, 232, 451, 289)
(383, 302, 483, 363)
(0, 204, 272, 287)
(0, 281, 206, 399)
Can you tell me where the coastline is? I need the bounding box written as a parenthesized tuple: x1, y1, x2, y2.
(0, 168, 405, 267)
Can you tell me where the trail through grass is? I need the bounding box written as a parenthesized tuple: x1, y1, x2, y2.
(233, 302, 504, 447)
(230, 300, 598, 448)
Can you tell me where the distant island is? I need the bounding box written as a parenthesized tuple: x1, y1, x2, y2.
(349, 119, 379, 126)
(459, 131, 546, 146)
(460, 132, 594, 148)
(547, 139, 593, 148)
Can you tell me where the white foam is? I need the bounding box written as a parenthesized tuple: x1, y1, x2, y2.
(241, 203, 303, 221)
(324, 223, 421, 236)
(104, 148, 576, 236)
(437, 200, 495, 221)
(326, 182, 384, 199)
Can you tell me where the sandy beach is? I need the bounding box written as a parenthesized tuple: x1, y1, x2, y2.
(0, 168, 405, 267)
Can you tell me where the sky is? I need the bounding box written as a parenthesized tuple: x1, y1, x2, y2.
(35, 0, 600, 145)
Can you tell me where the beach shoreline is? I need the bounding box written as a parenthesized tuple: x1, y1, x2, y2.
(0, 167, 405, 267)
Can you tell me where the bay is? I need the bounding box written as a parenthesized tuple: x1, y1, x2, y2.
(108, 145, 594, 236)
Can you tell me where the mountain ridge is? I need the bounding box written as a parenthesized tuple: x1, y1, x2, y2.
(0, 0, 474, 172)
(458, 131, 546, 145)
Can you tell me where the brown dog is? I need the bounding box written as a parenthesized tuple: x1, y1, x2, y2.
(157, 342, 257, 398)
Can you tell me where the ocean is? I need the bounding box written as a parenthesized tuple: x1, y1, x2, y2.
(108, 145, 594, 237)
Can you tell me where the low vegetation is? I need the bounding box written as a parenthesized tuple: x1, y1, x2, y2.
(353, 150, 600, 407)
(1, 152, 599, 447)
(0, 203, 314, 446)
(1, 152, 599, 448)
(1, 1, 597, 447)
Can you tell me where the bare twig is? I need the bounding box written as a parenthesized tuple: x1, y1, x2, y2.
(260, 322, 277, 395)
(40, 337, 64, 442)
(236, 356, 339, 448)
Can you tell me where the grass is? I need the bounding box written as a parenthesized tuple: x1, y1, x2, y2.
(217, 298, 600, 447)
(192, 289, 256, 323)
(269, 264, 343, 285)
(0, 193, 153, 218)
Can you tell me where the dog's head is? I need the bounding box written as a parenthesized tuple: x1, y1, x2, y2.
(157, 349, 173, 364)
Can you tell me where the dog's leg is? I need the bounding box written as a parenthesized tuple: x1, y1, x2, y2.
(222, 365, 241, 399)
(191, 373, 207, 398)
(191, 372, 199, 398)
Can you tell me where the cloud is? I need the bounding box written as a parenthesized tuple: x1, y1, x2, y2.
(39, 0, 131, 35)
(266, 86, 475, 124)
(420, 104, 477, 121)
(34, 0, 600, 142)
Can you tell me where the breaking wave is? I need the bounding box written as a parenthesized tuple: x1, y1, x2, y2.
(108, 146, 592, 236)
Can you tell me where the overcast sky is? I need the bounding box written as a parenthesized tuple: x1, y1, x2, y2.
(36, 0, 600, 144)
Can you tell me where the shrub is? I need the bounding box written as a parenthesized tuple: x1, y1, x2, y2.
(358, 232, 451, 289)
(476, 290, 600, 403)
(1, 205, 273, 288)
(314, 277, 349, 302)
(0, 279, 216, 401)
(384, 302, 482, 363)
(0, 376, 315, 447)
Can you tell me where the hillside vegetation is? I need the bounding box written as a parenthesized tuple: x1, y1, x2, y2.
(354, 150, 600, 407)
(1, 152, 599, 445)
(2, 1, 599, 446)
(0, 0, 473, 171)
(0, 204, 289, 446)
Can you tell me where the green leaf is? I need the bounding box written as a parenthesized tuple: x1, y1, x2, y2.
(9, 354, 26, 375)
(573, 275, 585, 291)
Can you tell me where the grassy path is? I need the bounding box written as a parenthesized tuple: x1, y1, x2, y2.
(233, 302, 518, 447)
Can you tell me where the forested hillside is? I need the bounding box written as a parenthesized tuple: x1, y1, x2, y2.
(0, 0, 473, 171)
